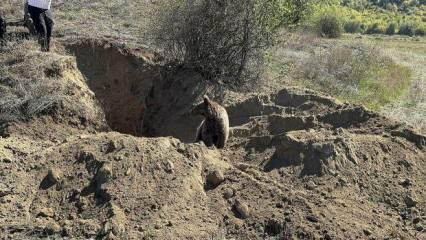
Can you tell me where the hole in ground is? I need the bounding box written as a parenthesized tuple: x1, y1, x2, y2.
(65, 39, 206, 142)
(65, 39, 160, 136)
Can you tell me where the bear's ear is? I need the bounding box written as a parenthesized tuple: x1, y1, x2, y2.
(203, 95, 210, 105)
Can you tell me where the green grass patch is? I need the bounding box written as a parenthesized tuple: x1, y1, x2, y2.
(346, 63, 411, 110)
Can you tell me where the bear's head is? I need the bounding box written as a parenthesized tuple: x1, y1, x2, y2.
(190, 95, 216, 118)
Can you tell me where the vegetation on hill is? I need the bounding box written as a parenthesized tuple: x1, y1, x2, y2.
(309, 0, 426, 37)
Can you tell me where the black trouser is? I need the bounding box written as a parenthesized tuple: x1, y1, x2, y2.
(0, 13, 6, 40)
(28, 5, 54, 51)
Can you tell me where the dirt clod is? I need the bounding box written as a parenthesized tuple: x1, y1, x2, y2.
(47, 168, 63, 184)
(223, 188, 234, 199)
(206, 170, 225, 187)
(164, 160, 175, 173)
(234, 199, 250, 219)
(96, 162, 113, 185)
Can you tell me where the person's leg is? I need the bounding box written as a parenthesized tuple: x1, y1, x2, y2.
(28, 6, 44, 40)
(43, 10, 54, 51)
(0, 13, 6, 40)
(28, 6, 48, 51)
(37, 12, 48, 51)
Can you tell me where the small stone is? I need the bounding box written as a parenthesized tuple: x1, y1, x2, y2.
(404, 195, 417, 208)
(37, 208, 55, 218)
(305, 181, 317, 190)
(137, 225, 145, 232)
(363, 229, 372, 236)
(415, 224, 423, 232)
(125, 168, 131, 176)
(206, 170, 225, 187)
(412, 217, 421, 224)
(96, 162, 113, 185)
(338, 177, 348, 187)
(45, 221, 61, 234)
(223, 188, 234, 199)
(306, 215, 319, 223)
(230, 218, 245, 229)
(2, 157, 12, 163)
(164, 161, 174, 173)
(234, 199, 250, 219)
(47, 168, 63, 184)
(398, 178, 411, 187)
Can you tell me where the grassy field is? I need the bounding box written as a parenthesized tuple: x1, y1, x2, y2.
(367, 35, 426, 134)
(266, 32, 425, 134)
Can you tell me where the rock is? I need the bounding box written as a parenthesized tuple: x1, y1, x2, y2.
(305, 181, 317, 190)
(398, 178, 411, 187)
(413, 217, 421, 224)
(2, 157, 12, 163)
(223, 188, 234, 199)
(234, 199, 250, 219)
(164, 160, 174, 173)
(306, 215, 319, 223)
(107, 140, 119, 152)
(206, 170, 225, 187)
(404, 195, 417, 208)
(44, 221, 62, 235)
(96, 162, 113, 185)
(324, 233, 332, 240)
(363, 229, 372, 236)
(78, 151, 96, 162)
(415, 224, 423, 232)
(47, 168, 63, 184)
(36, 208, 55, 218)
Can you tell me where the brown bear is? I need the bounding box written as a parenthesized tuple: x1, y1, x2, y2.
(191, 95, 229, 149)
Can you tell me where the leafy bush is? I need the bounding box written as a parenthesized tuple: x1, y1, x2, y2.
(317, 14, 343, 38)
(398, 23, 415, 36)
(385, 23, 396, 35)
(414, 26, 426, 36)
(365, 23, 385, 34)
(298, 42, 411, 110)
(146, 0, 311, 86)
(344, 20, 362, 33)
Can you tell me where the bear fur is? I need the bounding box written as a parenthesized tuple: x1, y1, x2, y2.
(191, 95, 229, 149)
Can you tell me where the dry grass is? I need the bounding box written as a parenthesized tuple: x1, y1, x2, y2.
(0, 0, 153, 44)
(0, 40, 62, 122)
(267, 31, 412, 111)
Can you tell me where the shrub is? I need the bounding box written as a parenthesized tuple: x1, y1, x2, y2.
(146, 0, 311, 86)
(344, 20, 362, 33)
(385, 23, 397, 35)
(398, 23, 415, 36)
(414, 26, 426, 36)
(365, 23, 384, 34)
(298, 42, 411, 111)
(317, 13, 343, 38)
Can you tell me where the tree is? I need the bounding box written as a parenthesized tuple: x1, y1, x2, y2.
(147, 0, 312, 85)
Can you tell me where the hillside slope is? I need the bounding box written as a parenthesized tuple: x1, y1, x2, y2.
(0, 40, 425, 239)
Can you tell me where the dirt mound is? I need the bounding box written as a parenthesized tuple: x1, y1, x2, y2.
(0, 41, 425, 239)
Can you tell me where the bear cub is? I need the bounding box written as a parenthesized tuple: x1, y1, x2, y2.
(191, 95, 229, 149)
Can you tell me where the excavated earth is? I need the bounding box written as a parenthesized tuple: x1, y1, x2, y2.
(0, 40, 425, 240)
